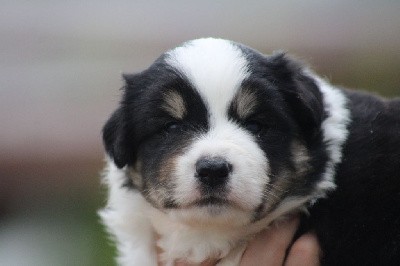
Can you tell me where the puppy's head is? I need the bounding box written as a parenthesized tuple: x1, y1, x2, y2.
(103, 38, 328, 226)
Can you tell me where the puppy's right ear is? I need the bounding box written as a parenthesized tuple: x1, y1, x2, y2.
(103, 73, 142, 168)
(102, 107, 129, 168)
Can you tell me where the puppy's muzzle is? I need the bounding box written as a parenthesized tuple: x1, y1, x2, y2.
(195, 156, 233, 188)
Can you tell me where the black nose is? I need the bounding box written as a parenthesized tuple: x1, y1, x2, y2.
(195, 157, 232, 187)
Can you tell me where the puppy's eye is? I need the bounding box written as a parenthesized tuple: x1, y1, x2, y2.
(164, 121, 181, 133)
(244, 121, 262, 134)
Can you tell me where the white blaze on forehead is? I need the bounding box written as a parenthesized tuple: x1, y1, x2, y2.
(166, 39, 268, 215)
(166, 38, 250, 124)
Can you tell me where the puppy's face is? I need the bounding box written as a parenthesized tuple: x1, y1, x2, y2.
(103, 39, 326, 226)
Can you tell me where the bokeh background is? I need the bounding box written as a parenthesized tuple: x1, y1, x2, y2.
(1, 1, 399, 265)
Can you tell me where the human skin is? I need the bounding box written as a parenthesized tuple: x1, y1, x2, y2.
(158, 217, 321, 266)
(240, 218, 320, 266)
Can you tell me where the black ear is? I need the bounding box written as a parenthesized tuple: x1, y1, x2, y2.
(102, 74, 142, 168)
(102, 107, 129, 168)
(122, 73, 138, 86)
(268, 53, 325, 142)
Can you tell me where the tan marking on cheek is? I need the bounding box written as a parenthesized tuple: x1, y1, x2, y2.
(158, 155, 178, 181)
(264, 141, 311, 211)
(128, 160, 143, 188)
(264, 170, 292, 211)
(291, 141, 311, 176)
(145, 155, 179, 208)
(162, 90, 187, 119)
(235, 88, 258, 120)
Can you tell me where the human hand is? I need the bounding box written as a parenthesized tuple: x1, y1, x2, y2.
(240, 217, 320, 266)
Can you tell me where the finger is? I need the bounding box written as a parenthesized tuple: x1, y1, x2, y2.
(284, 232, 321, 266)
(241, 217, 300, 266)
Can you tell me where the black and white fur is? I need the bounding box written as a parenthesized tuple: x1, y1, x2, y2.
(100, 38, 400, 265)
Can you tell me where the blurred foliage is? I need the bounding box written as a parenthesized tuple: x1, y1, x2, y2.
(0, 179, 116, 266)
(80, 192, 117, 266)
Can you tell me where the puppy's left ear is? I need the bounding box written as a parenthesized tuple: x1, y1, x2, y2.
(268, 53, 325, 142)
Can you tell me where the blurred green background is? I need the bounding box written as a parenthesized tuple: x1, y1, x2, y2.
(0, 1, 399, 265)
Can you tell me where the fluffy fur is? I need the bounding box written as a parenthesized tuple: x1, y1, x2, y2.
(100, 38, 400, 265)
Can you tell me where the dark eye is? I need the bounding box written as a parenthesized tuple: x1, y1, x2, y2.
(164, 121, 181, 133)
(244, 120, 262, 134)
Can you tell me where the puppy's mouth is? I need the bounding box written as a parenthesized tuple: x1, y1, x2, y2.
(182, 195, 246, 211)
(194, 196, 229, 207)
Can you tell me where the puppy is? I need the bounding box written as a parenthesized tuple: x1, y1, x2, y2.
(100, 38, 400, 265)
